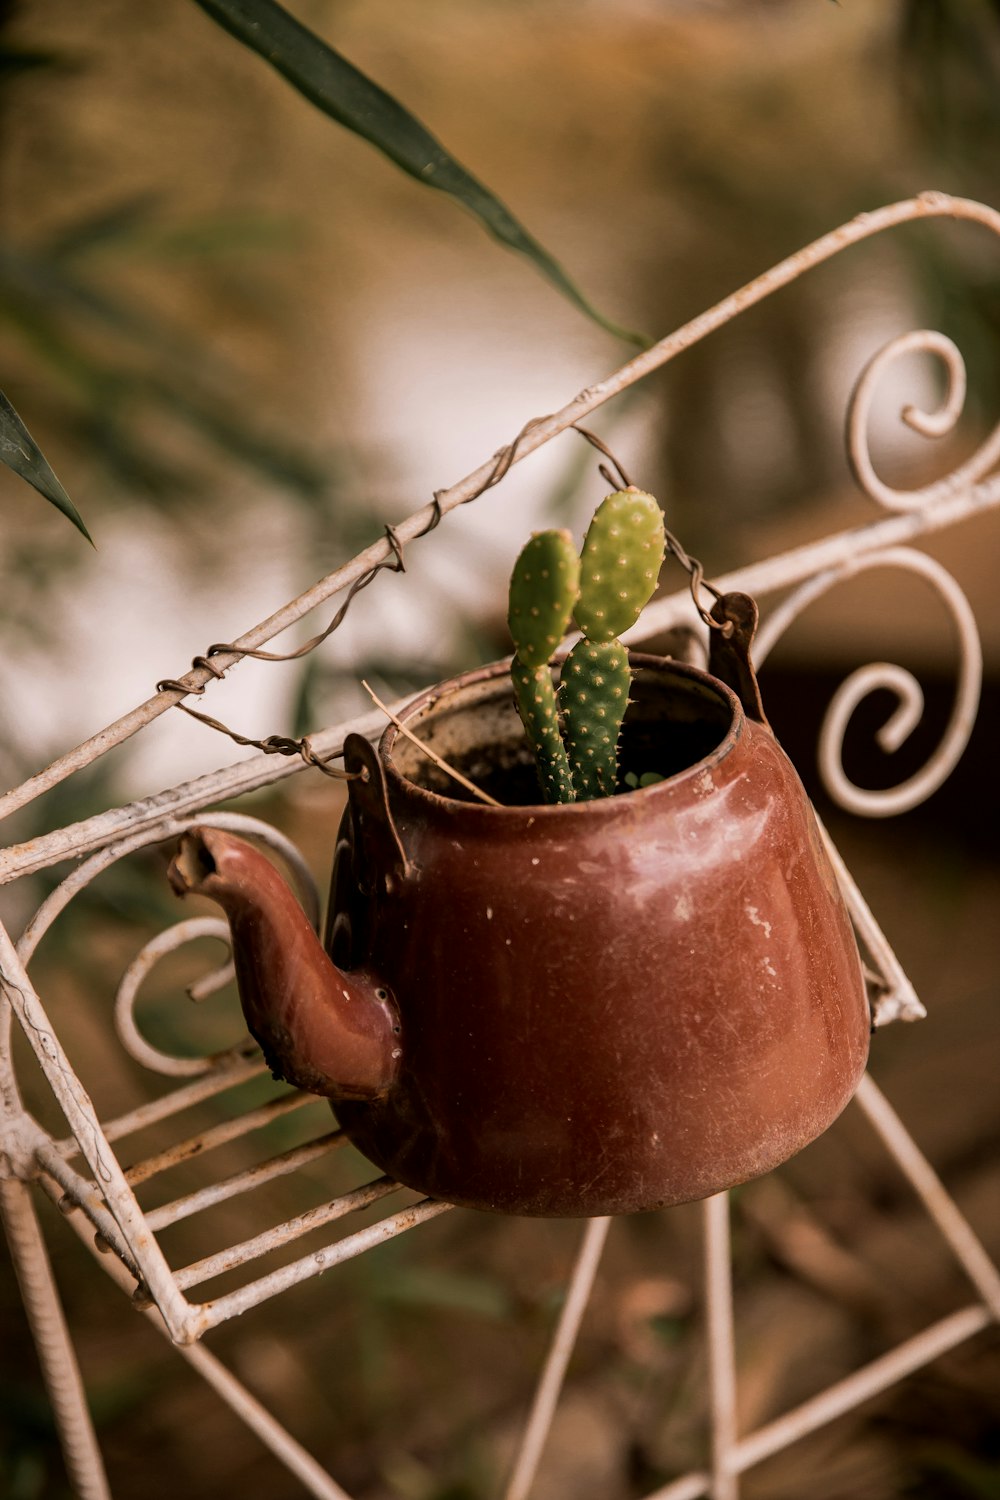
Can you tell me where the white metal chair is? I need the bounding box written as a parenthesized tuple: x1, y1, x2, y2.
(2, 191, 998, 1500)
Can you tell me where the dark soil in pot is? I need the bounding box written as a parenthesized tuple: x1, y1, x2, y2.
(392, 652, 733, 806)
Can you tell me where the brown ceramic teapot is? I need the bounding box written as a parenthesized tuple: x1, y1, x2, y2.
(170, 648, 870, 1217)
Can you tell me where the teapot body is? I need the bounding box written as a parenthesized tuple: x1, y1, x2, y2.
(329, 657, 870, 1216)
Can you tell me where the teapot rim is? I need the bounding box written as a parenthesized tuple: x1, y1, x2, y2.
(378, 652, 747, 817)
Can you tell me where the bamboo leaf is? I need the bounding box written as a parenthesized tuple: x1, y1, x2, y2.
(190, 0, 643, 345)
(0, 389, 93, 543)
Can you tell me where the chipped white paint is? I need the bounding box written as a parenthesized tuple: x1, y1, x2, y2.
(745, 905, 772, 940)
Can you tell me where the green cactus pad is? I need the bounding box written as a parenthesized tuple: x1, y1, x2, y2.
(574, 489, 665, 644)
(559, 638, 632, 801)
(511, 653, 576, 804)
(507, 529, 581, 669)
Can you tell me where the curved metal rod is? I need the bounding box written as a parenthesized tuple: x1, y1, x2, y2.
(755, 547, 982, 819)
(16, 812, 319, 968)
(848, 330, 1000, 512)
(114, 917, 242, 1078)
(1, 813, 320, 1108)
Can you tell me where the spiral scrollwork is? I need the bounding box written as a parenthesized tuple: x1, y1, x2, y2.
(113, 916, 242, 1078)
(4, 813, 321, 1088)
(755, 546, 983, 819)
(847, 329, 1000, 512)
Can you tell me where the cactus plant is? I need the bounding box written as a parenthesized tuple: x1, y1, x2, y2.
(559, 638, 632, 800)
(508, 489, 665, 803)
(574, 488, 666, 643)
(507, 529, 580, 804)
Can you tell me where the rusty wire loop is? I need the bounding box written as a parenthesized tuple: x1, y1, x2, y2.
(151, 407, 729, 772)
(571, 422, 635, 490)
(663, 523, 732, 636)
(153, 416, 553, 772)
(571, 422, 731, 637)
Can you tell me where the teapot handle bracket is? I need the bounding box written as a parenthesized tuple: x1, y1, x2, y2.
(708, 592, 771, 730)
(343, 733, 410, 893)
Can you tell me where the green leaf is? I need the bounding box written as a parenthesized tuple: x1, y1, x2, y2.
(190, 0, 643, 345)
(0, 389, 92, 543)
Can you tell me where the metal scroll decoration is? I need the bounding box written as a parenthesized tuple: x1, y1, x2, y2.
(752, 327, 992, 821)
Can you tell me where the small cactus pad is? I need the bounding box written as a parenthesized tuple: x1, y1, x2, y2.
(507, 529, 581, 669)
(574, 489, 665, 644)
(511, 654, 576, 804)
(559, 638, 632, 801)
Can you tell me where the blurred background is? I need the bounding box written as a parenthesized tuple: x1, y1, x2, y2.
(1, 1, 998, 1496)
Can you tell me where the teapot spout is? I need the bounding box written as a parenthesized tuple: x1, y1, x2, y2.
(169, 827, 400, 1100)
